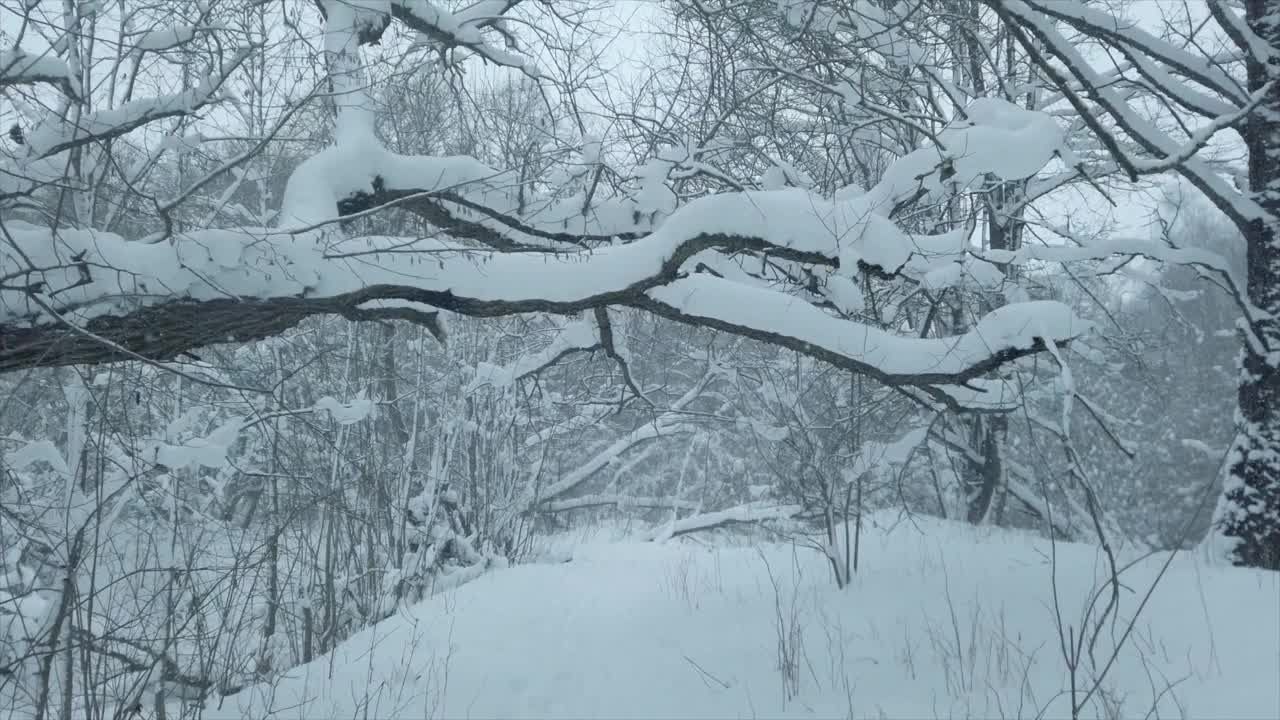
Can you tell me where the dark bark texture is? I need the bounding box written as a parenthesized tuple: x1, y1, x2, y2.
(1221, 0, 1280, 570)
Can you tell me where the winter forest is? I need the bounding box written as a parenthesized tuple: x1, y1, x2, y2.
(1, 0, 1278, 717)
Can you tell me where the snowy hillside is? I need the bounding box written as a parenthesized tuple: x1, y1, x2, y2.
(199, 515, 1279, 720)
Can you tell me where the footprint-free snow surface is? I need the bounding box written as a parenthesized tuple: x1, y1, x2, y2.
(206, 515, 1279, 719)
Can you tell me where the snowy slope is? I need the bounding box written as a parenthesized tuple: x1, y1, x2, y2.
(202, 515, 1279, 720)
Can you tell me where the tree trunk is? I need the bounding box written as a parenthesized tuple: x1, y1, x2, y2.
(964, 180, 1022, 524)
(965, 416, 1007, 523)
(1217, 0, 1280, 571)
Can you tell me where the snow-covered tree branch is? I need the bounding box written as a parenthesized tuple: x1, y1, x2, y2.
(0, 2, 1093, 411)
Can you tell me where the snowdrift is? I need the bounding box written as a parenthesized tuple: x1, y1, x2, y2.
(191, 514, 1278, 719)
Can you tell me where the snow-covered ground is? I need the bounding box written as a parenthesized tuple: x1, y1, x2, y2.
(202, 514, 1278, 720)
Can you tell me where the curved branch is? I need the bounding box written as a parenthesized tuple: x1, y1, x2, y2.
(0, 267, 1078, 413)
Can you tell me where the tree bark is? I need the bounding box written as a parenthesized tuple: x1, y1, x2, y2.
(1218, 0, 1280, 570)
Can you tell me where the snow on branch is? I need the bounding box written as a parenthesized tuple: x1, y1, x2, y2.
(647, 502, 803, 542)
(390, 0, 539, 77)
(993, 0, 1265, 231)
(150, 393, 374, 470)
(3, 439, 72, 476)
(1206, 0, 1277, 67)
(982, 235, 1261, 324)
(2, 44, 255, 182)
(530, 420, 698, 508)
(0, 232, 1075, 403)
(527, 369, 716, 509)
(467, 318, 600, 391)
(132, 25, 204, 53)
(319, 96, 1074, 256)
(0, 102, 1091, 407)
(538, 494, 701, 514)
(0, 3, 1096, 412)
(0, 48, 79, 98)
(1003, 0, 1247, 106)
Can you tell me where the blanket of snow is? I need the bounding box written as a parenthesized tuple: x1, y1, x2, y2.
(196, 514, 1278, 720)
